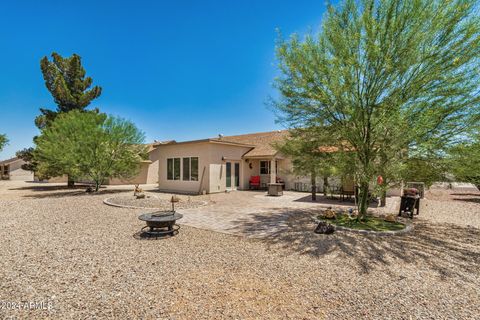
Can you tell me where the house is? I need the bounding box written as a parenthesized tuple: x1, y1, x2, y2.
(41, 141, 171, 185)
(106, 141, 165, 185)
(155, 130, 322, 194)
(0, 157, 34, 181)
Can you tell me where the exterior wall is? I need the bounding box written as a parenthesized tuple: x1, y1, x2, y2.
(157, 142, 251, 194)
(208, 164, 224, 193)
(108, 148, 161, 185)
(157, 142, 212, 194)
(146, 148, 160, 184)
(243, 159, 259, 189)
(108, 161, 151, 185)
(208, 143, 251, 192)
(243, 158, 297, 190)
(2, 160, 34, 181)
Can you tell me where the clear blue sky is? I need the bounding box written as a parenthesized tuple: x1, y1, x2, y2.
(0, 0, 329, 159)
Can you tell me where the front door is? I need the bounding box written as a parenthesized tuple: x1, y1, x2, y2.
(226, 162, 240, 190)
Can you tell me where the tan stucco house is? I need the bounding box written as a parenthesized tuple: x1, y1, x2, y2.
(155, 130, 313, 194)
(154, 130, 402, 196)
(0, 157, 34, 181)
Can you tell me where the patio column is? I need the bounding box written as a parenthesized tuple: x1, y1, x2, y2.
(270, 159, 276, 184)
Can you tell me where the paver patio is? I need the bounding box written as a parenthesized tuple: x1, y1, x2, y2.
(177, 190, 400, 237)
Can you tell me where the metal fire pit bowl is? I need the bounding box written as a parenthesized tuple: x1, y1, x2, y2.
(138, 211, 183, 236)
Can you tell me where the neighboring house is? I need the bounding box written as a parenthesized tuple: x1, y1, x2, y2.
(0, 157, 34, 181)
(156, 130, 326, 194)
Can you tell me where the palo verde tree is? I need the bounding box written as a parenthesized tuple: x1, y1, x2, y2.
(274, 0, 480, 218)
(446, 128, 480, 190)
(19, 53, 103, 186)
(276, 127, 338, 201)
(0, 134, 8, 152)
(35, 110, 146, 192)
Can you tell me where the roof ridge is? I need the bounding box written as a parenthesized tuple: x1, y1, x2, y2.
(221, 129, 288, 139)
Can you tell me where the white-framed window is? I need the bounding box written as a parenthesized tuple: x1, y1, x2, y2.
(167, 158, 181, 180)
(260, 161, 270, 174)
(260, 160, 278, 174)
(182, 157, 199, 181)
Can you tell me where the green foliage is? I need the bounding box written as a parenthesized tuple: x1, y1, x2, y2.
(401, 156, 448, 188)
(275, 127, 339, 199)
(318, 215, 405, 232)
(35, 52, 102, 129)
(0, 134, 7, 152)
(276, 127, 337, 178)
(274, 0, 480, 216)
(18, 53, 103, 183)
(35, 110, 146, 191)
(447, 131, 480, 189)
(15, 147, 40, 173)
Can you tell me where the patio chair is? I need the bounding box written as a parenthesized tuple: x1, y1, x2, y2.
(340, 179, 356, 201)
(249, 175, 261, 190)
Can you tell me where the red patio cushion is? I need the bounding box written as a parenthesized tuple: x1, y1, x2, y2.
(250, 176, 260, 185)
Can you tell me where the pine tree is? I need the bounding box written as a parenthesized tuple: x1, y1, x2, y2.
(35, 52, 102, 129)
(19, 53, 103, 186)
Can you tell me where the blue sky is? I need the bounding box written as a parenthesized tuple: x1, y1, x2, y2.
(0, 0, 329, 159)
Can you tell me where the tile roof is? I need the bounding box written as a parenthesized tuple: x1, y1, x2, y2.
(215, 130, 290, 158)
(145, 140, 176, 153)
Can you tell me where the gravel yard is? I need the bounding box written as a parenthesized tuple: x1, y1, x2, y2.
(0, 181, 479, 319)
(104, 193, 209, 210)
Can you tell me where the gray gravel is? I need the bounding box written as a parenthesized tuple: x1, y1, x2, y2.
(0, 184, 479, 319)
(104, 194, 208, 210)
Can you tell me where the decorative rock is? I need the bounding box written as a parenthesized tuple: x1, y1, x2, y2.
(384, 214, 396, 222)
(323, 209, 337, 219)
(314, 221, 335, 234)
(133, 184, 143, 197)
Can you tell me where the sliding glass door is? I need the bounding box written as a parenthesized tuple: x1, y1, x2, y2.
(226, 162, 240, 190)
(226, 162, 232, 188)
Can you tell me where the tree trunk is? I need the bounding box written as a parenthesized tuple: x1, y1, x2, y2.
(67, 176, 75, 188)
(380, 190, 387, 207)
(358, 182, 369, 219)
(95, 180, 100, 192)
(311, 171, 317, 201)
(323, 176, 329, 196)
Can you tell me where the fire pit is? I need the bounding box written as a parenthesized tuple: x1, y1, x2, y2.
(138, 195, 183, 237)
(138, 211, 183, 236)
